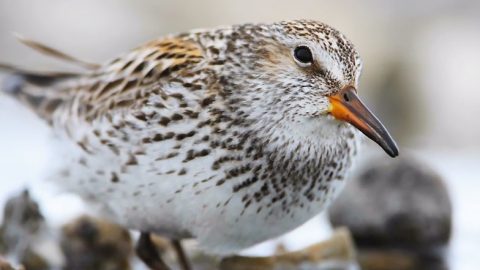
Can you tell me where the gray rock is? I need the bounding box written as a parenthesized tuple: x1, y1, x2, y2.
(0, 190, 54, 270)
(0, 190, 44, 252)
(328, 155, 452, 249)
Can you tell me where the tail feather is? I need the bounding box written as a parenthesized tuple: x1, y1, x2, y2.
(0, 63, 80, 80)
(1, 34, 97, 123)
(1, 64, 78, 123)
(15, 34, 100, 70)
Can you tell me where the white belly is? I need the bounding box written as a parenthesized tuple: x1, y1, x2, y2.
(48, 117, 358, 255)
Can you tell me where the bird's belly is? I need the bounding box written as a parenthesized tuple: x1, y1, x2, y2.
(53, 151, 345, 255)
(190, 176, 347, 255)
(48, 126, 354, 254)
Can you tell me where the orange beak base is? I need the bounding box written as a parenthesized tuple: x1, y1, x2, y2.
(328, 86, 399, 157)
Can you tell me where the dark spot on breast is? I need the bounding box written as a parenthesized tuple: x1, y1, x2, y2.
(198, 149, 210, 156)
(165, 152, 179, 159)
(182, 148, 211, 163)
(152, 134, 164, 141)
(158, 117, 171, 126)
(178, 168, 187, 175)
(170, 93, 184, 100)
(79, 158, 88, 166)
(171, 113, 183, 121)
(209, 46, 220, 55)
(176, 131, 196, 140)
(164, 132, 175, 139)
(111, 172, 119, 183)
(126, 154, 138, 166)
(184, 110, 199, 119)
(191, 84, 203, 91)
(134, 112, 148, 122)
(201, 96, 216, 107)
(197, 119, 211, 128)
(77, 139, 93, 154)
(210, 60, 226, 65)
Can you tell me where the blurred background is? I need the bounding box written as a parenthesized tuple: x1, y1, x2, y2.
(0, 0, 479, 269)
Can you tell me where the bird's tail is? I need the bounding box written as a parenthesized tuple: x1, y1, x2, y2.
(0, 36, 99, 123)
(0, 64, 77, 122)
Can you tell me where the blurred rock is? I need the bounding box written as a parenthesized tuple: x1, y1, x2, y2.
(0, 190, 43, 251)
(0, 190, 60, 270)
(329, 155, 452, 249)
(357, 249, 448, 270)
(0, 258, 25, 270)
(61, 215, 133, 270)
(220, 228, 357, 270)
(186, 251, 221, 270)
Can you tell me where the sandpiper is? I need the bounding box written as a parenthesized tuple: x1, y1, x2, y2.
(1, 20, 398, 269)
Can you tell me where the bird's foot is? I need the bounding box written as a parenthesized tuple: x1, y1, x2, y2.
(136, 232, 170, 270)
(171, 239, 192, 270)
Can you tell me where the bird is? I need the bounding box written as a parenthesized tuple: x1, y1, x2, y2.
(1, 19, 398, 270)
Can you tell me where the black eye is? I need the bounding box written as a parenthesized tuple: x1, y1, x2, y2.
(294, 46, 313, 64)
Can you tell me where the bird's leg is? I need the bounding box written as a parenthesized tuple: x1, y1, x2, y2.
(171, 239, 192, 270)
(136, 232, 171, 270)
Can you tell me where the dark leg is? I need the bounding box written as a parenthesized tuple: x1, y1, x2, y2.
(136, 232, 170, 270)
(171, 240, 192, 270)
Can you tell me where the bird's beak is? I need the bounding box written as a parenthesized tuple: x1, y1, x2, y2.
(328, 86, 399, 157)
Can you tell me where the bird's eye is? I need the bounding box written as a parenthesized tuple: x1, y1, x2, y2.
(293, 46, 313, 66)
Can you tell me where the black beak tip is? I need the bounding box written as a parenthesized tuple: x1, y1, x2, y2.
(384, 141, 399, 158)
(387, 148, 399, 158)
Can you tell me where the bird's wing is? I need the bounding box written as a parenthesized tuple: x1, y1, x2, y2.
(1, 36, 210, 125)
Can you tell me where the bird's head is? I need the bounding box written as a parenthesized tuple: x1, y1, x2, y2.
(222, 20, 398, 157)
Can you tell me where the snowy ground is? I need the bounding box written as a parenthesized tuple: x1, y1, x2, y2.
(0, 96, 478, 269)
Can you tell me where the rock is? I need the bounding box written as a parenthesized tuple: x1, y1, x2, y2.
(220, 228, 357, 270)
(0, 190, 58, 270)
(61, 215, 133, 270)
(0, 190, 44, 252)
(0, 258, 25, 270)
(357, 249, 448, 270)
(328, 155, 452, 249)
(18, 249, 50, 270)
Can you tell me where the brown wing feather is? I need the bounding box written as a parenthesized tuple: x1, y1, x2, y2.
(75, 37, 206, 122)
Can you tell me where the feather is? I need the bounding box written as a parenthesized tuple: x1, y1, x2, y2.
(15, 33, 100, 70)
(0, 62, 78, 122)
